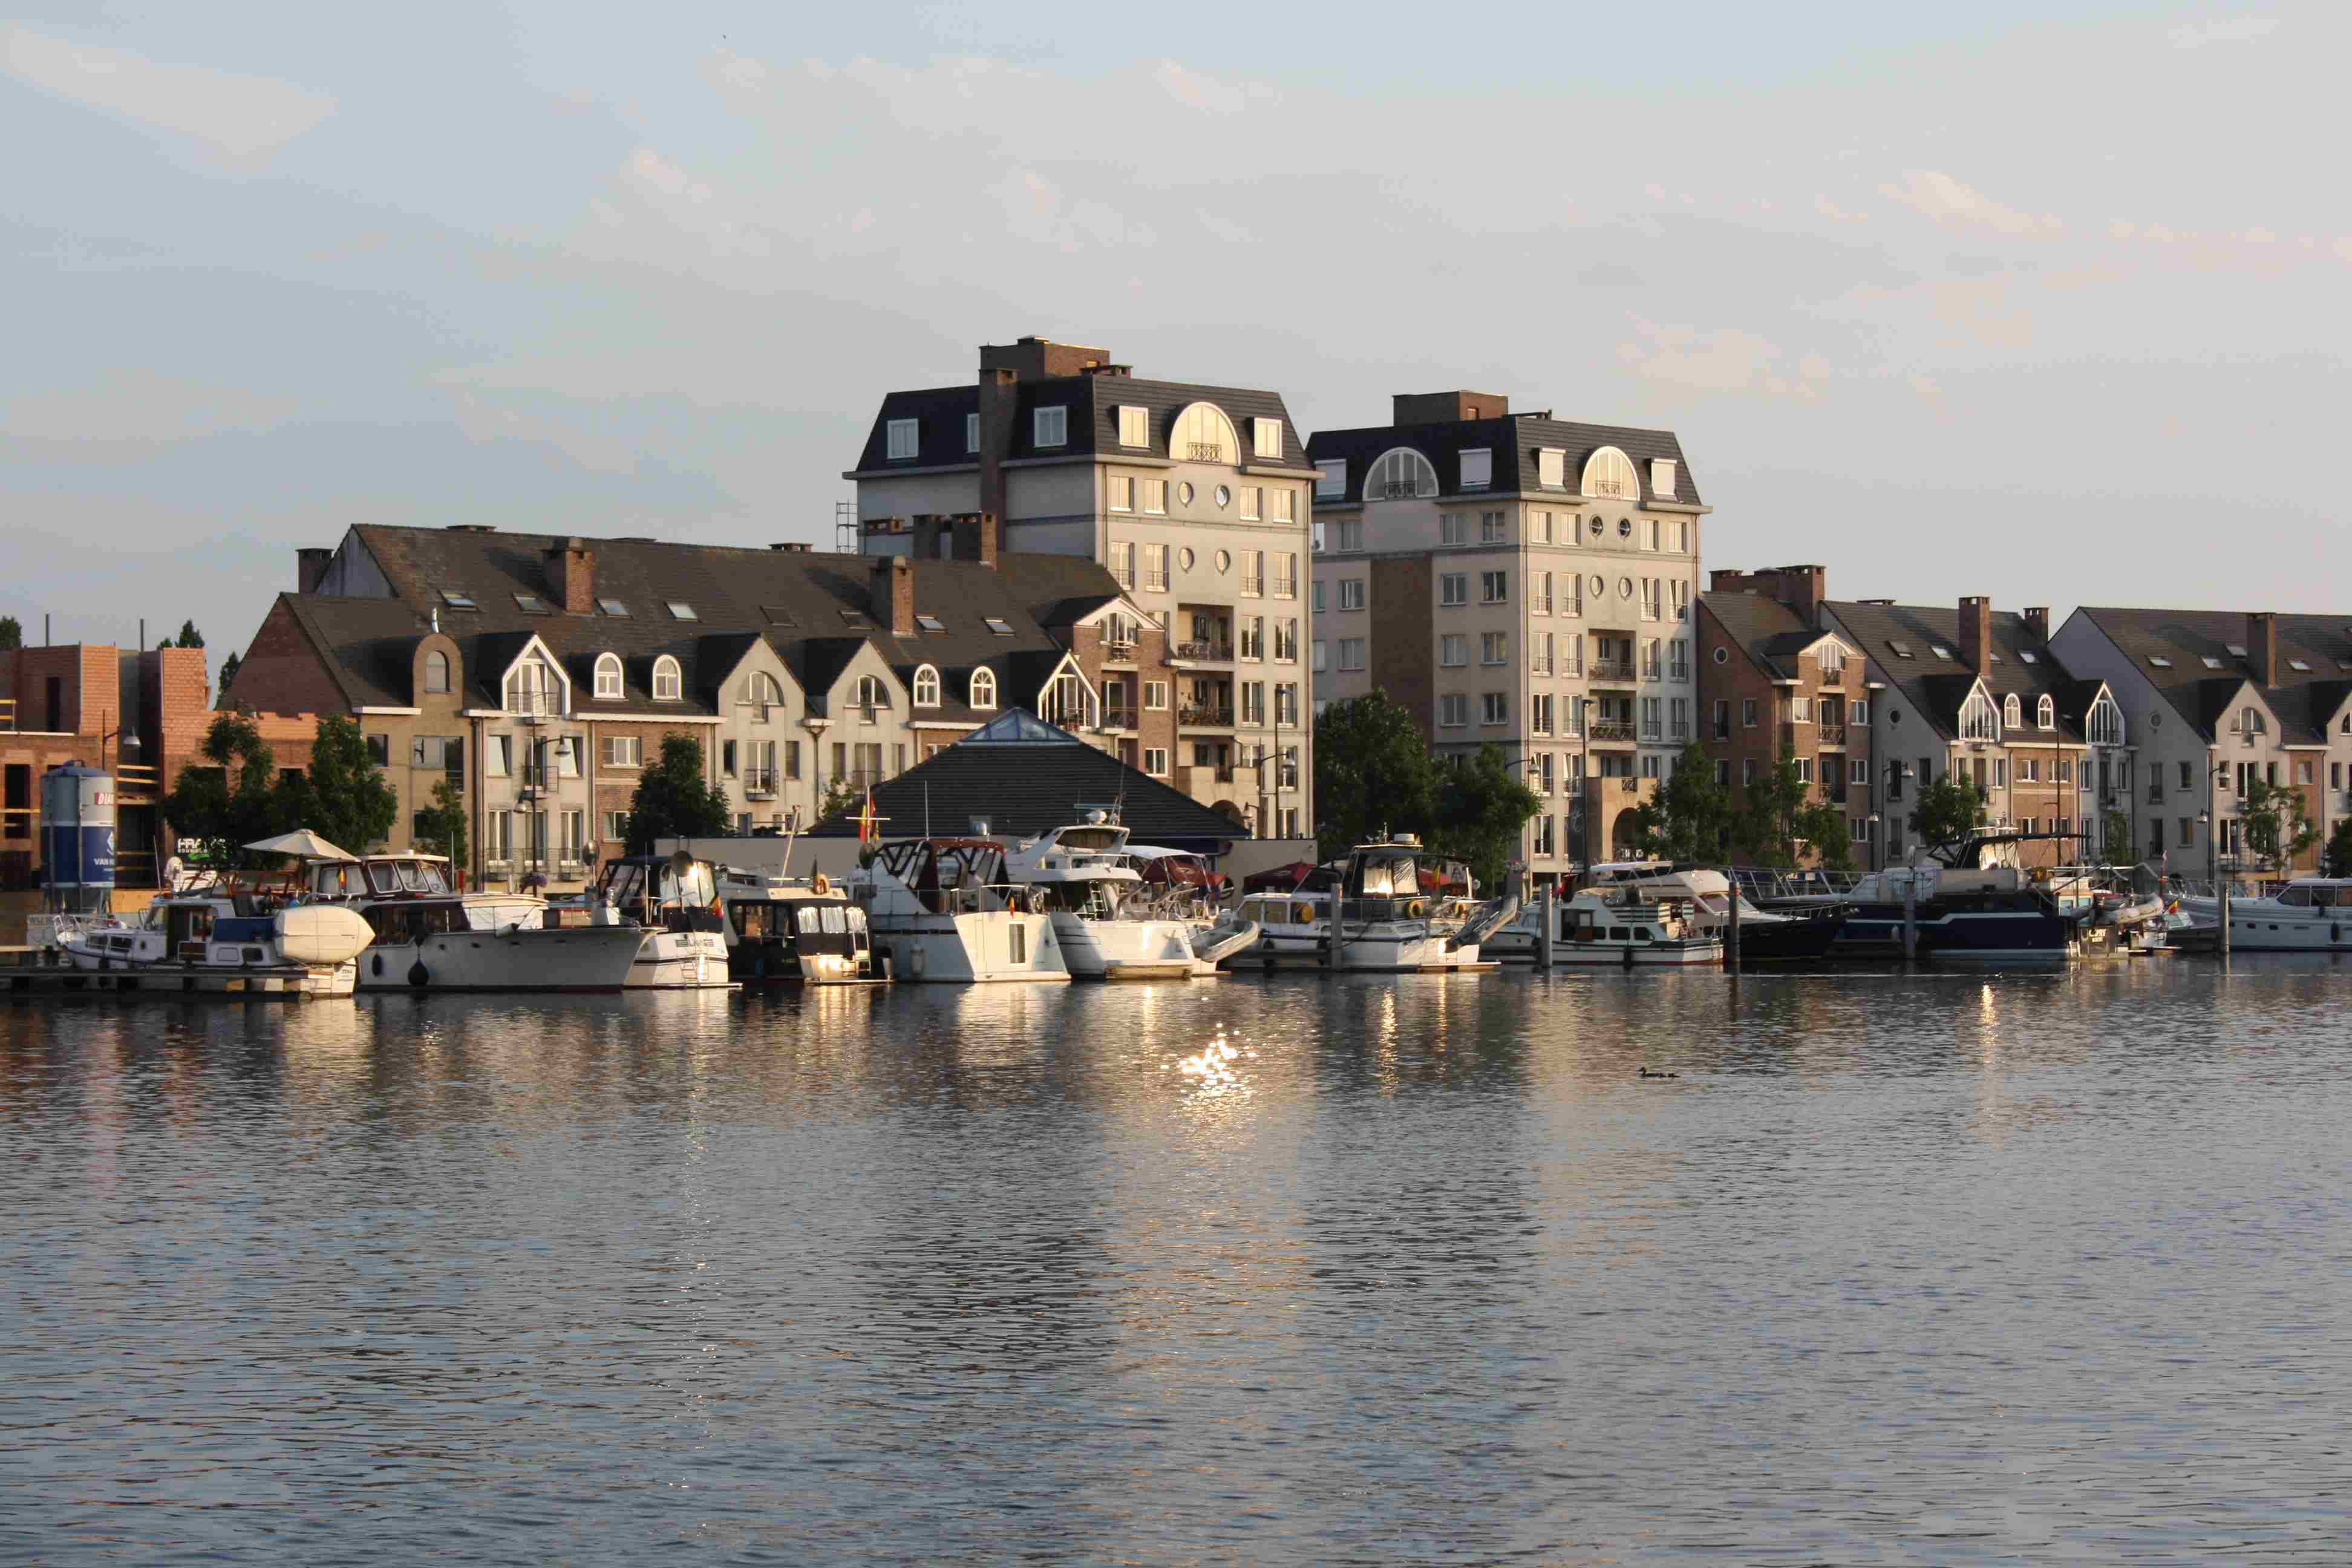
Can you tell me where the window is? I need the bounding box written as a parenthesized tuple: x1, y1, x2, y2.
(1337, 518, 1364, 551)
(604, 811, 629, 843)
(1851, 699, 1868, 727)
(1144, 748, 1169, 776)
(1273, 555, 1296, 598)
(594, 653, 623, 700)
(1791, 695, 1812, 724)
(1852, 758, 1869, 785)
(1532, 632, 1553, 675)
(1110, 540, 1134, 589)
(1716, 759, 1731, 786)
(1276, 619, 1298, 662)
(1367, 448, 1439, 500)
(854, 675, 889, 713)
(1651, 459, 1677, 498)
(1338, 638, 1366, 671)
(1441, 514, 1468, 546)
(424, 650, 449, 694)
(1241, 682, 1266, 725)
(505, 657, 558, 716)
(1480, 511, 1506, 544)
(1313, 639, 1328, 672)
(1143, 544, 1169, 592)
(1713, 699, 1730, 739)
(913, 665, 940, 707)
(1961, 690, 2001, 741)
(440, 589, 476, 610)
(1141, 479, 1168, 515)
(1268, 488, 1294, 522)
(1253, 417, 1283, 457)
(1439, 694, 1468, 728)
(1339, 579, 1366, 612)
(1642, 518, 1660, 552)
(485, 811, 511, 864)
(1533, 572, 1552, 615)
(1795, 756, 1814, 783)
(2002, 693, 2022, 729)
(1312, 581, 1325, 615)
(1565, 574, 1583, 616)
(1276, 684, 1299, 727)
(2036, 694, 2055, 730)
(1530, 511, 1552, 545)
(602, 736, 642, 767)
(1580, 446, 1639, 500)
(1743, 759, 1758, 786)
(970, 669, 998, 710)
(1239, 486, 1260, 521)
(1109, 476, 1134, 513)
(486, 735, 511, 777)
(2086, 694, 2123, 746)
(1145, 681, 1168, 710)
(1440, 573, 1468, 607)
(2019, 757, 2039, 783)
(1537, 448, 1566, 489)
(1034, 406, 1067, 447)
(1459, 448, 1492, 490)
(667, 602, 697, 622)
(1118, 405, 1148, 446)
(512, 592, 548, 615)
(1480, 570, 1508, 604)
(366, 732, 390, 766)
(886, 418, 918, 460)
(652, 656, 681, 701)
(1743, 697, 1758, 728)
(1441, 634, 1468, 667)
(1993, 758, 2009, 788)
(1669, 639, 1689, 681)
(965, 412, 979, 453)
(1481, 632, 1508, 665)
(410, 736, 462, 771)
(1171, 402, 1239, 462)
(1240, 615, 1264, 659)
(1241, 550, 1264, 596)
(1316, 459, 1346, 498)
(1481, 691, 1508, 725)
(1641, 578, 1661, 619)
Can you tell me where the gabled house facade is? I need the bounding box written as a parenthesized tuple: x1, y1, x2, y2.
(1697, 581, 1872, 867)
(228, 523, 1172, 891)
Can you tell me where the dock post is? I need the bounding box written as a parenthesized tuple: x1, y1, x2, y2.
(1538, 884, 1555, 970)
(2219, 875, 2231, 960)
(1725, 869, 1740, 974)
(1902, 872, 1918, 961)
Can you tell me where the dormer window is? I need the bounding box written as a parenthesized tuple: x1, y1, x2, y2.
(1034, 406, 1068, 447)
(886, 418, 918, 460)
(1366, 448, 1439, 501)
(1960, 689, 2001, 740)
(2036, 694, 2054, 730)
(652, 656, 681, 701)
(1650, 459, 1678, 499)
(1253, 417, 1283, 458)
(970, 669, 998, 709)
(423, 650, 449, 694)
(1536, 448, 1566, 489)
(2003, 693, 2023, 729)
(1117, 405, 1148, 447)
(912, 665, 941, 707)
(1457, 448, 1493, 491)
(2086, 693, 2125, 746)
(1580, 446, 1639, 501)
(1315, 459, 1345, 498)
(593, 652, 623, 699)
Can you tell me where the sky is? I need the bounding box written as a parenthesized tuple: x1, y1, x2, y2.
(5, 1, 2348, 668)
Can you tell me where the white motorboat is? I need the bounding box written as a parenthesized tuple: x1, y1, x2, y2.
(717, 864, 881, 984)
(60, 880, 373, 998)
(1313, 835, 1517, 972)
(1548, 886, 1725, 966)
(1230, 889, 1333, 968)
(2169, 876, 2352, 951)
(584, 854, 736, 989)
(1000, 816, 1252, 979)
(302, 854, 643, 991)
(849, 837, 1070, 984)
(1486, 863, 1845, 963)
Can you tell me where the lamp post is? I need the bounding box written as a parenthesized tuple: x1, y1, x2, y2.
(1880, 760, 1914, 871)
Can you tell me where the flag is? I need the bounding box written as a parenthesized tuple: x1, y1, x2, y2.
(858, 788, 877, 845)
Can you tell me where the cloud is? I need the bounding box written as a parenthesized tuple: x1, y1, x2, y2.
(989, 166, 1153, 251)
(1878, 169, 2057, 236)
(1152, 59, 1267, 114)
(1576, 261, 1644, 288)
(615, 147, 771, 258)
(2168, 17, 2278, 49)
(1621, 321, 1789, 395)
(0, 24, 333, 157)
(1815, 194, 1865, 223)
(2, 370, 296, 443)
(1195, 207, 1253, 245)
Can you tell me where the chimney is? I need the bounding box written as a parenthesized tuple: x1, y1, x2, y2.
(1957, 595, 1993, 674)
(2022, 607, 2050, 642)
(1777, 566, 1826, 628)
(869, 555, 916, 636)
(2248, 612, 2278, 685)
(910, 514, 949, 561)
(978, 336, 1111, 382)
(546, 538, 595, 615)
(951, 511, 1000, 568)
(296, 547, 332, 595)
(977, 367, 1019, 526)
(1391, 390, 1511, 426)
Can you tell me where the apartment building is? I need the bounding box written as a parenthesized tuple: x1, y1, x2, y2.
(1697, 579, 1873, 866)
(847, 335, 1318, 838)
(1305, 391, 1707, 878)
(2052, 607, 2352, 874)
(230, 522, 1155, 890)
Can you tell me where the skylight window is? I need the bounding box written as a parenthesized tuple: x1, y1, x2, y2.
(2290, 658, 2312, 671)
(2226, 644, 2247, 658)
(440, 589, 477, 609)
(2019, 650, 2038, 664)
(1887, 640, 1915, 660)
(513, 592, 549, 614)
(2201, 656, 2223, 670)
(916, 614, 946, 633)
(760, 606, 796, 626)
(598, 598, 629, 617)
(2149, 656, 2173, 668)
(985, 617, 1014, 636)
(1929, 644, 1952, 660)
(1988, 652, 2003, 663)
(838, 609, 871, 629)
(667, 602, 698, 621)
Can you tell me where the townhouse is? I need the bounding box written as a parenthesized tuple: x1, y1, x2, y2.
(1696, 577, 1872, 865)
(228, 521, 1165, 891)
(2053, 608, 2352, 875)
(846, 335, 1318, 840)
(1306, 391, 1706, 878)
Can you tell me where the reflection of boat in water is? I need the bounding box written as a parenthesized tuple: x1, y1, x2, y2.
(305, 853, 642, 991)
(1000, 815, 1254, 979)
(586, 854, 735, 989)
(717, 865, 880, 984)
(59, 878, 373, 998)
(849, 838, 1070, 984)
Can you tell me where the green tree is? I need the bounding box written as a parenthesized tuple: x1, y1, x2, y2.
(277, 714, 397, 853)
(626, 734, 733, 853)
(1734, 750, 1811, 867)
(174, 620, 204, 649)
(2324, 816, 2352, 878)
(0, 615, 19, 650)
(1312, 691, 1440, 862)
(1793, 799, 1858, 875)
(416, 776, 469, 871)
(1628, 741, 1736, 862)
(215, 648, 241, 705)
(1427, 743, 1542, 892)
(163, 713, 281, 861)
(2239, 774, 2316, 875)
(815, 774, 863, 828)
(2100, 808, 2134, 869)
(1909, 768, 1987, 857)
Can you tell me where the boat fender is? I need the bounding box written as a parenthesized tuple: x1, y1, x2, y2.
(813, 873, 830, 896)
(1406, 899, 1425, 918)
(371, 953, 384, 979)
(408, 961, 430, 988)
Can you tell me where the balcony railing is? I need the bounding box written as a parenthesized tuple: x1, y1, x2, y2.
(1817, 722, 1848, 746)
(1670, 721, 1690, 741)
(1616, 774, 1642, 792)
(1102, 705, 1136, 730)
(1179, 704, 1236, 727)
(1175, 641, 1233, 662)
(1589, 719, 1637, 742)
(743, 768, 777, 798)
(1818, 666, 1846, 686)
(1590, 658, 1636, 682)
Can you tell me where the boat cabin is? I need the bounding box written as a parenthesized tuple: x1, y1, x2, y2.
(596, 855, 726, 933)
(305, 855, 456, 900)
(866, 838, 1024, 916)
(719, 869, 875, 984)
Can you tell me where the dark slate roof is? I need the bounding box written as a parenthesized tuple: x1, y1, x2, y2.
(850, 374, 1311, 473)
(1305, 413, 1700, 508)
(283, 526, 1129, 716)
(1700, 591, 1847, 680)
(805, 710, 1244, 848)
(1824, 600, 2097, 744)
(2073, 607, 2352, 744)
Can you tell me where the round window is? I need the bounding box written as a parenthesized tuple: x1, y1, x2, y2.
(1588, 517, 1604, 538)
(1178, 547, 1197, 572)
(1889, 710, 1903, 727)
(1617, 517, 1633, 538)
(1712, 646, 1728, 664)
(1618, 576, 1635, 599)
(2148, 710, 2162, 728)
(1214, 485, 1232, 509)
(1177, 482, 1196, 507)
(1589, 573, 1605, 596)
(1215, 549, 1232, 573)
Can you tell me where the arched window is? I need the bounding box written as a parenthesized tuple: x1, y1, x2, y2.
(912, 665, 940, 707)
(652, 656, 681, 701)
(1364, 447, 1440, 501)
(856, 675, 888, 710)
(423, 649, 449, 694)
(1581, 446, 1641, 501)
(748, 673, 782, 707)
(2036, 694, 2054, 730)
(1960, 688, 2001, 741)
(505, 655, 558, 716)
(970, 668, 998, 710)
(2086, 693, 2125, 746)
(594, 652, 623, 700)
(1170, 402, 1240, 464)
(2002, 693, 2022, 730)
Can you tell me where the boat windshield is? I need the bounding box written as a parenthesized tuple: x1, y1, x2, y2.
(1353, 854, 1417, 898)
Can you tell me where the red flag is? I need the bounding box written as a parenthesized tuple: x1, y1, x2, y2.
(858, 788, 877, 844)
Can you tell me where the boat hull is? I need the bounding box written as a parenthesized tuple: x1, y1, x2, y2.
(874, 912, 1071, 983)
(357, 924, 645, 991)
(1051, 913, 1206, 979)
(1834, 900, 2075, 962)
(624, 929, 733, 989)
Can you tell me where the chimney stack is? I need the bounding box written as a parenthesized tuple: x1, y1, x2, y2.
(546, 538, 596, 615)
(910, 514, 949, 561)
(296, 547, 332, 595)
(951, 511, 1000, 568)
(1957, 596, 1993, 674)
(869, 555, 916, 636)
(976, 367, 1019, 525)
(2022, 607, 2050, 642)
(2248, 612, 2278, 685)
(1391, 390, 1511, 426)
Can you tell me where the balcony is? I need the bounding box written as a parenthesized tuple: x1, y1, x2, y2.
(1179, 704, 1236, 728)
(1818, 666, 1846, 686)
(1174, 641, 1233, 663)
(1589, 719, 1637, 743)
(1589, 658, 1636, 683)
(1817, 722, 1848, 746)
(1670, 721, 1690, 742)
(743, 768, 777, 799)
(1102, 705, 1137, 730)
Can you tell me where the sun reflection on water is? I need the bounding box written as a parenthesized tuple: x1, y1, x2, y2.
(1171, 1027, 1253, 1096)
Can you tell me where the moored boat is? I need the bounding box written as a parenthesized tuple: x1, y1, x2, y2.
(717, 864, 881, 984)
(59, 880, 373, 998)
(303, 853, 642, 991)
(586, 854, 736, 989)
(849, 837, 1070, 983)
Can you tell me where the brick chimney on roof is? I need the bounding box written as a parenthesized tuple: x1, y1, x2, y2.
(296, 547, 332, 594)
(1958, 595, 1993, 674)
(2022, 607, 2050, 642)
(869, 555, 916, 635)
(2248, 611, 2278, 685)
(1705, 564, 1826, 629)
(546, 538, 595, 615)
(1391, 390, 1510, 425)
(951, 512, 999, 568)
